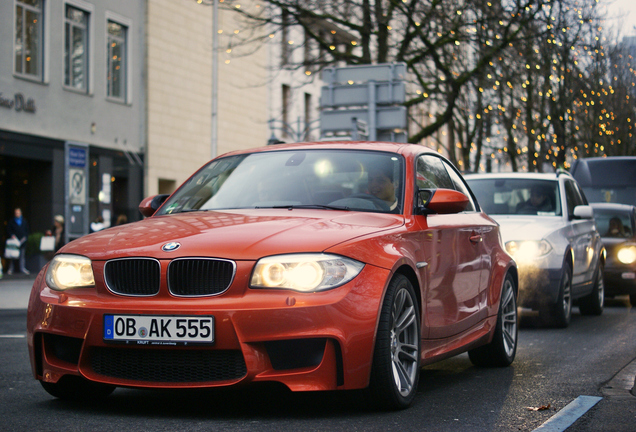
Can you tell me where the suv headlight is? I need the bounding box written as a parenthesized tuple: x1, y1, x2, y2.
(46, 254, 95, 290)
(250, 253, 364, 292)
(617, 245, 636, 265)
(505, 240, 552, 262)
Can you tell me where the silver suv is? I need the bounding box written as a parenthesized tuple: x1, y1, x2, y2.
(466, 171, 605, 327)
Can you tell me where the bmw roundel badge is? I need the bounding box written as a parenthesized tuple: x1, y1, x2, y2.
(162, 242, 181, 252)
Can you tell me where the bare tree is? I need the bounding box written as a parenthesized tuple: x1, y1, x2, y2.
(220, 0, 550, 151)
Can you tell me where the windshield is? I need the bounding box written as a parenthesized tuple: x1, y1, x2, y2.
(157, 149, 405, 215)
(467, 178, 562, 216)
(593, 209, 634, 239)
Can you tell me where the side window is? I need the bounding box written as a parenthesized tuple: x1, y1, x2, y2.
(442, 161, 476, 212)
(572, 181, 589, 205)
(415, 155, 454, 189)
(563, 180, 580, 218)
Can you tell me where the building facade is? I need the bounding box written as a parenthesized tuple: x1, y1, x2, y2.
(1, 0, 145, 246)
(145, 0, 270, 197)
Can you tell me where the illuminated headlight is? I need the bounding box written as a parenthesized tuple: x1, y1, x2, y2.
(505, 240, 552, 262)
(45, 254, 95, 291)
(250, 254, 364, 292)
(617, 246, 636, 265)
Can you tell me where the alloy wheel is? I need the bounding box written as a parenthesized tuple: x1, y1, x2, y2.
(390, 287, 419, 397)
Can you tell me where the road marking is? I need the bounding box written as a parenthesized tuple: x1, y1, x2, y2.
(532, 395, 602, 432)
(0, 334, 26, 339)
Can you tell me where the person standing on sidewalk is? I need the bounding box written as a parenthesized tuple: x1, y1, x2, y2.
(6, 207, 30, 275)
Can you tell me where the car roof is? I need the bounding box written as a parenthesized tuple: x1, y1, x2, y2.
(218, 141, 437, 159)
(570, 156, 636, 187)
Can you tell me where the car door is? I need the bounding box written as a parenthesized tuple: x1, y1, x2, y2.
(416, 155, 487, 339)
(443, 161, 493, 295)
(563, 179, 596, 290)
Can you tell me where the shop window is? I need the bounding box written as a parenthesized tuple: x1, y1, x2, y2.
(14, 0, 44, 80)
(106, 19, 127, 101)
(64, 4, 89, 92)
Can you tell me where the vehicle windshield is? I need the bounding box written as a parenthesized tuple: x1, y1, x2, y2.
(157, 149, 405, 215)
(467, 178, 562, 216)
(593, 209, 634, 239)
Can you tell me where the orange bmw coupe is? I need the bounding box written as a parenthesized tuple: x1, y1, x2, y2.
(27, 142, 518, 410)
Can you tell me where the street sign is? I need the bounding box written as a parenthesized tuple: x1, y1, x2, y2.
(319, 63, 408, 142)
(321, 106, 407, 133)
(69, 168, 86, 205)
(321, 81, 406, 108)
(65, 141, 89, 241)
(322, 63, 407, 84)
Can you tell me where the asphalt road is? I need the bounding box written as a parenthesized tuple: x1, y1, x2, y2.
(0, 276, 634, 431)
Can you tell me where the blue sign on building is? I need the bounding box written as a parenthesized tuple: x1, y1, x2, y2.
(69, 147, 87, 168)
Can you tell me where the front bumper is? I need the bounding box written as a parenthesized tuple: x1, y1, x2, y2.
(27, 262, 389, 392)
(516, 264, 563, 310)
(604, 266, 636, 296)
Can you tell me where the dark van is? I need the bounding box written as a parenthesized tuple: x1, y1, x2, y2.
(570, 156, 636, 206)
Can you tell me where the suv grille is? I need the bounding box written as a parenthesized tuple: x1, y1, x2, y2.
(104, 258, 161, 296)
(91, 347, 247, 383)
(168, 258, 235, 296)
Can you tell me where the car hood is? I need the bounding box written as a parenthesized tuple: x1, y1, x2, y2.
(60, 209, 405, 261)
(488, 215, 564, 241)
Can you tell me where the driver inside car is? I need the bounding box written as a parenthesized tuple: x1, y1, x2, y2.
(368, 164, 398, 212)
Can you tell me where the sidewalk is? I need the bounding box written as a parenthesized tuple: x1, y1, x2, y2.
(0, 273, 36, 309)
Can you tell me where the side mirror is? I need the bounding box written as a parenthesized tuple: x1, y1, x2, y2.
(138, 194, 170, 218)
(416, 188, 469, 215)
(573, 205, 594, 220)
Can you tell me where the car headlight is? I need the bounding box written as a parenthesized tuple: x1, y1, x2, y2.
(505, 240, 552, 262)
(250, 254, 364, 292)
(45, 254, 95, 291)
(617, 246, 636, 265)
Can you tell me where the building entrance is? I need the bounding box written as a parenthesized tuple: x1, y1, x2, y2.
(0, 155, 53, 240)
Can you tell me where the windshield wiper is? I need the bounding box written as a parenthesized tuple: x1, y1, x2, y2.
(257, 204, 350, 211)
(176, 209, 210, 213)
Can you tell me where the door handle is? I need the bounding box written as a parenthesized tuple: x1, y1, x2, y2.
(470, 235, 482, 244)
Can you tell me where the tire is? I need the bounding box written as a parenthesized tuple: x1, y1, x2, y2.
(469, 273, 518, 367)
(631, 294, 636, 307)
(40, 376, 115, 401)
(541, 264, 572, 328)
(579, 263, 604, 316)
(368, 274, 421, 410)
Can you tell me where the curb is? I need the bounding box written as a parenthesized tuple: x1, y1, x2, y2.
(601, 356, 636, 400)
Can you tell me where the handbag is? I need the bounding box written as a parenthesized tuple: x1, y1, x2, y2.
(40, 236, 56, 252)
(4, 238, 21, 259)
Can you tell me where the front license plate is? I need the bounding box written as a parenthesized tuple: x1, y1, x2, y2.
(104, 315, 214, 345)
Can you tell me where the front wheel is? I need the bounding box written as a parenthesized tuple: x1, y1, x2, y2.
(368, 274, 421, 410)
(579, 263, 604, 316)
(469, 273, 518, 367)
(541, 264, 572, 328)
